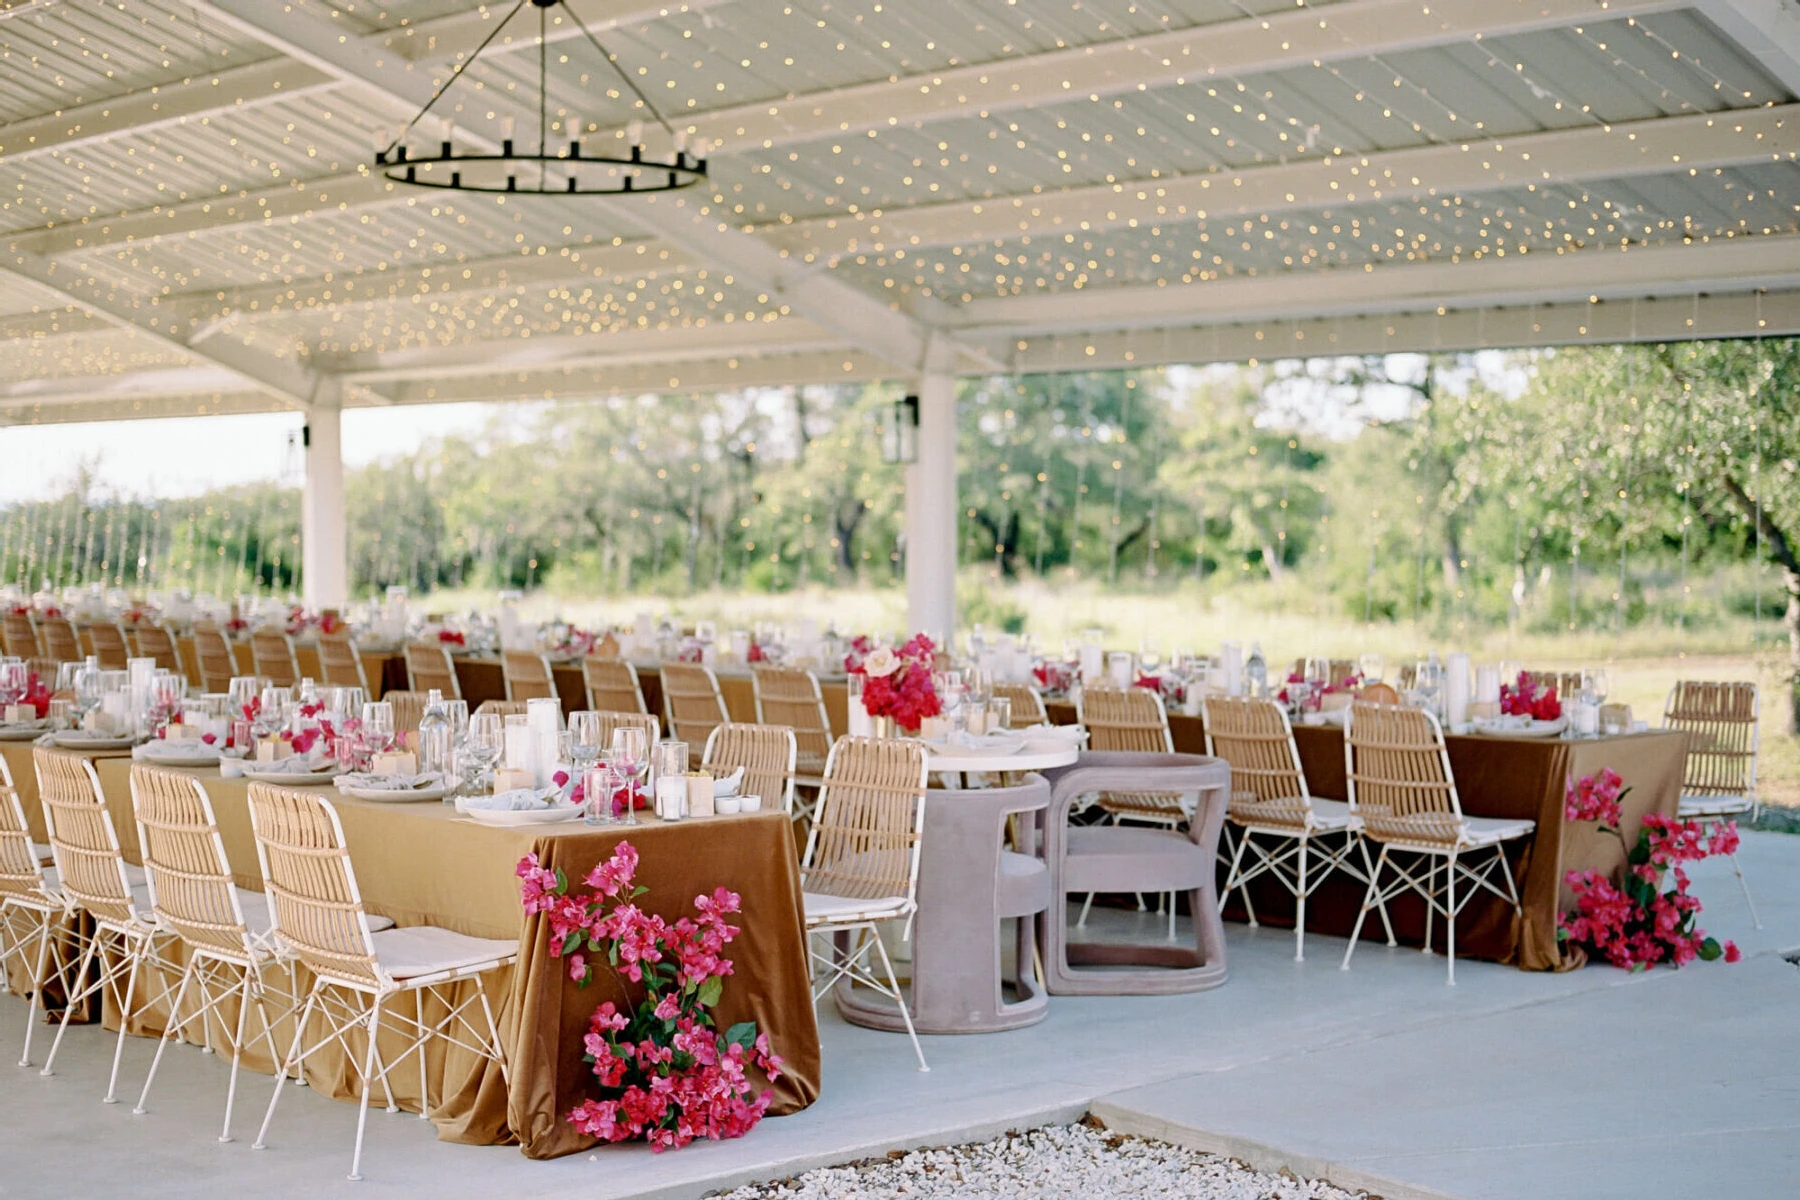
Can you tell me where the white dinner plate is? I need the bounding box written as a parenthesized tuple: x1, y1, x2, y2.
(460, 804, 584, 827)
(0, 723, 50, 742)
(935, 735, 1026, 758)
(1471, 717, 1568, 739)
(52, 732, 138, 751)
(241, 764, 343, 785)
(141, 743, 223, 767)
(338, 778, 450, 802)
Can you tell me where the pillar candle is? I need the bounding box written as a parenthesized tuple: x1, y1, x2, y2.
(1475, 664, 1501, 705)
(1079, 642, 1104, 685)
(1221, 642, 1243, 697)
(1446, 652, 1472, 727)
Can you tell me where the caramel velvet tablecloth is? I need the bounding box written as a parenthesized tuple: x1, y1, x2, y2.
(8, 747, 819, 1157)
(1043, 702, 1687, 970)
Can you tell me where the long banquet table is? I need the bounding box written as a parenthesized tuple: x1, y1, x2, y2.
(0, 740, 820, 1158)
(1042, 701, 1687, 971)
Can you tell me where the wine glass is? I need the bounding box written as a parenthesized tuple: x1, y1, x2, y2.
(360, 700, 394, 756)
(1581, 668, 1610, 707)
(228, 676, 260, 717)
(465, 711, 504, 792)
(568, 711, 604, 772)
(1358, 653, 1385, 684)
(610, 726, 648, 824)
(1138, 638, 1161, 674)
(966, 667, 993, 708)
(1304, 656, 1330, 689)
(0, 660, 26, 708)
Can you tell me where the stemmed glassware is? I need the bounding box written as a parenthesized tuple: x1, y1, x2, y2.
(0, 660, 27, 709)
(357, 700, 394, 767)
(1581, 668, 1610, 707)
(464, 711, 504, 793)
(568, 712, 604, 774)
(1358, 653, 1385, 684)
(610, 726, 648, 824)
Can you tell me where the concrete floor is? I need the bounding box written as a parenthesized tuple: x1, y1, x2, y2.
(1, 830, 1793, 1200)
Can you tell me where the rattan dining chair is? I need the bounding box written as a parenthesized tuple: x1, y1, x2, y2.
(1339, 702, 1535, 985)
(501, 650, 557, 702)
(318, 633, 369, 691)
(193, 625, 241, 694)
(1665, 680, 1761, 928)
(38, 617, 82, 665)
(88, 621, 131, 671)
(752, 666, 831, 822)
(128, 764, 288, 1142)
(131, 623, 185, 680)
(2, 610, 39, 659)
(591, 710, 660, 748)
(383, 690, 431, 737)
(581, 655, 647, 714)
(993, 682, 1048, 728)
(703, 723, 797, 816)
(661, 662, 730, 766)
(403, 642, 461, 699)
(0, 753, 72, 1069)
(473, 699, 528, 721)
(34, 747, 177, 1100)
(799, 736, 930, 1072)
(1203, 696, 1370, 961)
(251, 629, 302, 688)
(1075, 685, 1185, 923)
(246, 783, 517, 1180)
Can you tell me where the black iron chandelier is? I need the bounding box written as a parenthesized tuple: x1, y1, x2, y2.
(375, 0, 707, 196)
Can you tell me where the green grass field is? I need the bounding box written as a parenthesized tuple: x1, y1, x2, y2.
(422, 576, 1800, 808)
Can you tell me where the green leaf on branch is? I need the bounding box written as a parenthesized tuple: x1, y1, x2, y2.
(697, 976, 723, 1008)
(724, 1021, 757, 1049)
(1699, 938, 1723, 961)
(554, 866, 568, 894)
(560, 930, 582, 958)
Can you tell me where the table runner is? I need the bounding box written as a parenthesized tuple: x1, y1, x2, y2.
(4, 745, 819, 1156)
(1043, 701, 1687, 970)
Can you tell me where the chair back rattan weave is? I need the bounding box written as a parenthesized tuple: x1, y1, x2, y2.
(131, 623, 184, 679)
(0, 755, 51, 905)
(752, 666, 832, 775)
(251, 629, 301, 688)
(474, 699, 528, 721)
(582, 656, 646, 714)
(1079, 685, 1175, 753)
(800, 737, 928, 904)
(703, 723, 796, 815)
(1664, 681, 1758, 798)
(38, 617, 81, 665)
(502, 650, 556, 702)
(192, 626, 240, 694)
(246, 783, 381, 988)
(1344, 702, 1463, 846)
(1, 611, 38, 659)
(89, 622, 131, 671)
(383, 690, 431, 736)
(34, 748, 140, 926)
(404, 642, 461, 698)
(317, 633, 368, 690)
(993, 682, 1048, 727)
(592, 710, 660, 748)
(130, 764, 254, 959)
(661, 663, 729, 755)
(1202, 696, 1311, 828)
(1522, 670, 1583, 699)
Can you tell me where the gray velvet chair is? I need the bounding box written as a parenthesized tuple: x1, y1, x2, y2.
(1037, 751, 1232, 995)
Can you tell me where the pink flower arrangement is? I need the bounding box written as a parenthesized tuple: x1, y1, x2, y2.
(745, 641, 767, 664)
(1501, 671, 1561, 720)
(1032, 659, 1074, 697)
(841, 635, 875, 675)
(21, 672, 51, 719)
(850, 633, 942, 733)
(516, 842, 784, 1151)
(437, 628, 466, 647)
(1559, 770, 1739, 970)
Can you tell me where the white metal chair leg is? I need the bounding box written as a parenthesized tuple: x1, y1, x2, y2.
(40, 927, 99, 1078)
(349, 995, 385, 1181)
(18, 917, 53, 1067)
(1224, 831, 1255, 927)
(1341, 845, 1389, 971)
(1076, 892, 1095, 927)
(255, 979, 321, 1151)
(869, 931, 928, 1074)
(104, 940, 144, 1104)
(220, 968, 256, 1142)
(416, 989, 430, 1119)
(1421, 857, 1436, 955)
(1294, 837, 1309, 963)
(1358, 837, 1396, 946)
(1726, 850, 1762, 930)
(1444, 850, 1458, 986)
(132, 957, 198, 1115)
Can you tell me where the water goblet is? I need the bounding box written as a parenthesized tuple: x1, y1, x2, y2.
(465, 712, 504, 792)
(1358, 653, 1385, 684)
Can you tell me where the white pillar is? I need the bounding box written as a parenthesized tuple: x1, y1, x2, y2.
(302, 380, 348, 609)
(905, 334, 958, 641)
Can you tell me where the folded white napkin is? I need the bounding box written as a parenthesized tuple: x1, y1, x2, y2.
(714, 766, 745, 798)
(250, 754, 334, 775)
(134, 738, 219, 760)
(462, 786, 566, 812)
(335, 771, 442, 792)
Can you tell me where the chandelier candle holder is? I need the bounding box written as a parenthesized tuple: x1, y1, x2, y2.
(374, 0, 707, 196)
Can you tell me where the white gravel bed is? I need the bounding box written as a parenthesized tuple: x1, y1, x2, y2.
(713, 1122, 1363, 1200)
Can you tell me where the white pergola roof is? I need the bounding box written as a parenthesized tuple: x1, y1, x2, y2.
(3, 0, 1800, 425)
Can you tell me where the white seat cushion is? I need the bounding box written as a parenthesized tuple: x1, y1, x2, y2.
(31, 842, 51, 863)
(1459, 815, 1537, 848)
(802, 891, 910, 926)
(1306, 798, 1360, 832)
(123, 863, 148, 890)
(370, 925, 517, 981)
(1678, 793, 1754, 818)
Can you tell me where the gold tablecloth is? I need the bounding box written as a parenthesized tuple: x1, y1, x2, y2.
(3, 743, 819, 1156)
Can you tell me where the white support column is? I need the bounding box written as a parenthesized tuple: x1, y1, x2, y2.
(302, 379, 348, 609)
(905, 334, 959, 642)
